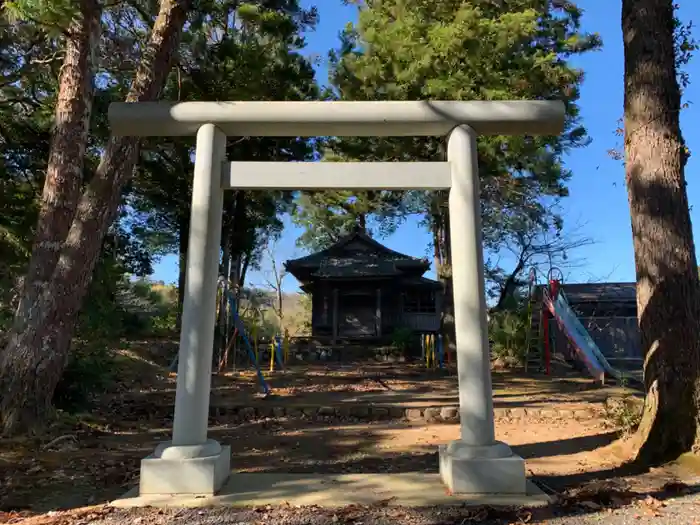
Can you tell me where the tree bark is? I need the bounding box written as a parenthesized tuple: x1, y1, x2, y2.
(358, 213, 366, 232)
(218, 224, 233, 364)
(494, 257, 526, 311)
(176, 214, 189, 331)
(433, 192, 455, 352)
(0, 0, 192, 436)
(622, 0, 700, 464)
(239, 249, 251, 311)
(13, 0, 101, 329)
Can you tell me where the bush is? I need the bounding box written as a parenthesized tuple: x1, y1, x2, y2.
(53, 342, 115, 412)
(604, 396, 643, 437)
(149, 305, 178, 336)
(61, 271, 178, 412)
(391, 327, 413, 351)
(488, 309, 529, 366)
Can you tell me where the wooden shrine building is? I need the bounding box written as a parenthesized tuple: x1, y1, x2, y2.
(285, 230, 443, 342)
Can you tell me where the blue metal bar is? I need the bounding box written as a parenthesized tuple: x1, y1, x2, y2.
(226, 292, 270, 395)
(274, 336, 285, 371)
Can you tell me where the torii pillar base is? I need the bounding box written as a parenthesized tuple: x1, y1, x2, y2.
(439, 441, 527, 495)
(139, 440, 231, 495)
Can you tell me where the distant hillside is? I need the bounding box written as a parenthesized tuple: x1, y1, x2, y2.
(238, 287, 311, 336)
(123, 280, 311, 338)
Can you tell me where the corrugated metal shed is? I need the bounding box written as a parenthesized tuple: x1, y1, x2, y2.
(562, 282, 637, 304)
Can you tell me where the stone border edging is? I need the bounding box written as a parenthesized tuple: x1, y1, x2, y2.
(208, 404, 602, 423)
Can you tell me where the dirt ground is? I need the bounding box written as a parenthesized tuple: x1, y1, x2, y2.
(114, 339, 634, 411)
(1, 340, 698, 525)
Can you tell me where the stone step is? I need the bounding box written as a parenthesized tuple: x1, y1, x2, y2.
(107, 399, 602, 426)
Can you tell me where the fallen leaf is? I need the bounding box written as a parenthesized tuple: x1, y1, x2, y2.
(640, 495, 664, 517)
(472, 508, 489, 522)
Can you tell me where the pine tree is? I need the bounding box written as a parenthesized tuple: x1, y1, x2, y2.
(299, 0, 600, 344)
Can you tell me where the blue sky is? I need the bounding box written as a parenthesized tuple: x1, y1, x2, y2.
(152, 1, 700, 292)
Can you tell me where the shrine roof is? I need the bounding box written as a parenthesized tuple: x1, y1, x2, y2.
(285, 230, 429, 279)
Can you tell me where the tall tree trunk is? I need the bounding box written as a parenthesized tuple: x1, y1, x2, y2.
(358, 213, 366, 232)
(431, 221, 441, 276)
(218, 224, 233, 364)
(0, 0, 192, 436)
(494, 257, 526, 311)
(229, 253, 241, 315)
(13, 0, 101, 328)
(238, 249, 251, 312)
(275, 277, 284, 329)
(433, 192, 455, 352)
(622, 0, 700, 463)
(176, 214, 189, 331)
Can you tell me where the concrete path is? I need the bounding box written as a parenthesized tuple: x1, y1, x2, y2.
(111, 473, 550, 509)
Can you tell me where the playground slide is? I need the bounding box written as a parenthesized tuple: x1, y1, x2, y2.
(543, 289, 626, 384)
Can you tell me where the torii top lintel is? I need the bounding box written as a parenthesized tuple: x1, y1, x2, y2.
(108, 100, 565, 138)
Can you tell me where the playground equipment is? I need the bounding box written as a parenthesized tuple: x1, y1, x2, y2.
(528, 267, 630, 385)
(422, 332, 444, 369)
(525, 268, 545, 373)
(225, 291, 271, 395)
(283, 328, 290, 363)
(268, 334, 285, 372)
(542, 278, 629, 385)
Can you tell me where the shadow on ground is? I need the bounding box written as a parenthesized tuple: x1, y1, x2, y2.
(0, 407, 680, 518)
(0, 356, 656, 520)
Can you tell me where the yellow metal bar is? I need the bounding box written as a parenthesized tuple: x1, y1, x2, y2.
(425, 334, 431, 368)
(283, 329, 290, 364)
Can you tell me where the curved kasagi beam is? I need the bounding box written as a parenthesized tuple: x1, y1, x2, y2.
(108, 100, 566, 138)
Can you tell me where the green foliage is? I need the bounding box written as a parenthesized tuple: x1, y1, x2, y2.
(130, 0, 320, 292)
(391, 326, 414, 352)
(149, 306, 178, 336)
(121, 278, 179, 337)
(297, 292, 312, 335)
(53, 342, 115, 412)
(78, 257, 128, 341)
(604, 396, 643, 437)
(1, 0, 320, 354)
(236, 287, 292, 339)
(294, 0, 600, 288)
(293, 188, 409, 250)
(488, 309, 529, 365)
(673, 5, 698, 91)
(4, 0, 79, 29)
(0, 15, 56, 328)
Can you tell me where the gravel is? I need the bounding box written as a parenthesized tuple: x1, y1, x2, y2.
(14, 491, 698, 525)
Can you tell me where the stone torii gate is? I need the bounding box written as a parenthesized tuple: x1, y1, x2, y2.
(108, 100, 564, 498)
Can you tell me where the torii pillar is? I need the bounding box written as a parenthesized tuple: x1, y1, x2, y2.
(109, 100, 565, 497)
